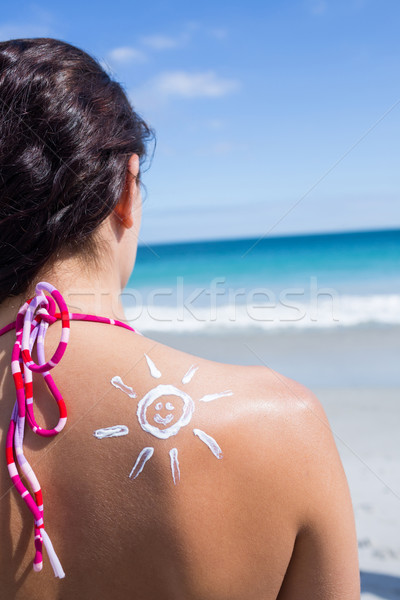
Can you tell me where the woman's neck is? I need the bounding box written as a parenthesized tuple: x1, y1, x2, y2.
(0, 254, 129, 328)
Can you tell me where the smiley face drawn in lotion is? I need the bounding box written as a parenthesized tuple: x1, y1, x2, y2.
(106, 358, 233, 484)
(137, 385, 194, 440)
(154, 400, 175, 426)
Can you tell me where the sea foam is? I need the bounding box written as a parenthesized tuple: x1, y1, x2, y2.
(123, 293, 400, 333)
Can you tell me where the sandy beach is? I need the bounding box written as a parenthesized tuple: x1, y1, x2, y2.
(146, 325, 400, 387)
(144, 326, 400, 599)
(318, 387, 400, 600)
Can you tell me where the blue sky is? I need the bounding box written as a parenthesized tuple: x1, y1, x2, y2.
(1, 1, 400, 243)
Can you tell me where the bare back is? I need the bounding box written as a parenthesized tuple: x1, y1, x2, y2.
(0, 317, 360, 599)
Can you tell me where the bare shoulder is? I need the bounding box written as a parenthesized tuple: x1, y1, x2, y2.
(87, 325, 341, 517)
(64, 320, 333, 460)
(59, 321, 342, 525)
(55, 321, 343, 502)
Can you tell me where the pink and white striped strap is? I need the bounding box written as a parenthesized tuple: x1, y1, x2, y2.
(0, 282, 136, 578)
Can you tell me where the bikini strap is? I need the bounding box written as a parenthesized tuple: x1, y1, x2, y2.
(3, 282, 136, 578)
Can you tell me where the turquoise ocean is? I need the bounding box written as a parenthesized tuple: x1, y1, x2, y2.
(124, 228, 400, 335)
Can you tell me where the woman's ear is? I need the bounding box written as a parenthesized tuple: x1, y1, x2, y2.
(114, 154, 140, 229)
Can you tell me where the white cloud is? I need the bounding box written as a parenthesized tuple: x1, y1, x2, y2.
(139, 23, 227, 54)
(141, 34, 180, 50)
(140, 24, 197, 51)
(107, 46, 147, 64)
(130, 71, 240, 113)
(150, 70, 240, 99)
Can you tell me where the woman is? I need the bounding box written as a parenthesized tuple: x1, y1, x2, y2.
(0, 38, 360, 599)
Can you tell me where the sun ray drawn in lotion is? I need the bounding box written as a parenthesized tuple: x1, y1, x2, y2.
(93, 425, 129, 439)
(106, 361, 233, 484)
(111, 376, 137, 398)
(144, 354, 161, 378)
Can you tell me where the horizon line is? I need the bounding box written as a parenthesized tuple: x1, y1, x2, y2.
(138, 225, 400, 249)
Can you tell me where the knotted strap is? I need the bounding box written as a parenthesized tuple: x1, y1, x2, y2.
(2, 281, 138, 578)
(6, 282, 69, 578)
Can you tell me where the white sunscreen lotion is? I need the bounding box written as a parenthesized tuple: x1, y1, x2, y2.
(145, 354, 162, 378)
(193, 428, 223, 459)
(111, 376, 137, 398)
(129, 447, 154, 479)
(93, 425, 129, 439)
(181, 365, 198, 384)
(199, 390, 233, 403)
(169, 448, 180, 485)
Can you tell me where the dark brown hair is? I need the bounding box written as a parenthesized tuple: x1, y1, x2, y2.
(0, 38, 153, 304)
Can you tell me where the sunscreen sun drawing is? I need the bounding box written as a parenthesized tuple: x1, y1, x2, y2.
(95, 355, 233, 484)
